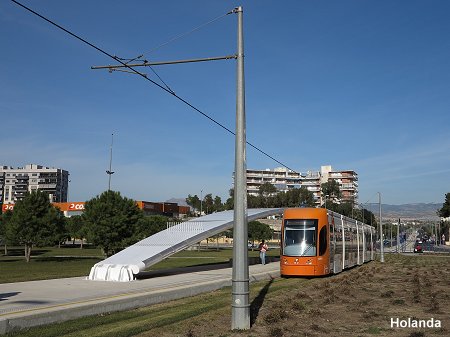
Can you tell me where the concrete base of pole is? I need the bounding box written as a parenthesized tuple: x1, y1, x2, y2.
(231, 278, 250, 330)
(231, 305, 250, 330)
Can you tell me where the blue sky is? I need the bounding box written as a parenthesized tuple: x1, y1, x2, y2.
(1, 0, 449, 205)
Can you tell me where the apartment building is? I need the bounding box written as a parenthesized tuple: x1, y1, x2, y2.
(320, 165, 358, 204)
(301, 170, 322, 202)
(245, 165, 358, 205)
(246, 167, 301, 196)
(0, 164, 69, 204)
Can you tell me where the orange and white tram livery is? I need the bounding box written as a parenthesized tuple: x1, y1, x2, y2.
(280, 208, 375, 277)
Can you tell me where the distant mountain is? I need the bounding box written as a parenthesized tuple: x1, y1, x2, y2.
(367, 203, 441, 221)
(166, 198, 441, 221)
(165, 198, 189, 207)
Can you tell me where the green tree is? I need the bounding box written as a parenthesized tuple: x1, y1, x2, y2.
(186, 194, 201, 214)
(356, 207, 376, 226)
(438, 193, 450, 218)
(247, 194, 263, 208)
(66, 215, 87, 248)
(203, 193, 214, 214)
(336, 202, 354, 218)
(186, 193, 224, 215)
(83, 190, 143, 256)
(134, 215, 168, 241)
(6, 191, 66, 262)
(248, 220, 273, 247)
(283, 187, 315, 207)
(213, 196, 223, 212)
(258, 182, 277, 207)
(258, 182, 277, 196)
(225, 189, 234, 210)
(226, 186, 316, 209)
(438, 193, 450, 241)
(321, 180, 342, 205)
(51, 207, 68, 248)
(0, 210, 13, 255)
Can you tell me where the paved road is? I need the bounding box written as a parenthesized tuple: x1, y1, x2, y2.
(0, 262, 280, 334)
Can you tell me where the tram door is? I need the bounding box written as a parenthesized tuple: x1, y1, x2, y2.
(329, 215, 335, 273)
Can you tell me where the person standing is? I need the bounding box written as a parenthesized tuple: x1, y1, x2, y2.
(258, 240, 269, 265)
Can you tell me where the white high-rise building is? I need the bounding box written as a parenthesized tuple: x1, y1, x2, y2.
(320, 165, 358, 205)
(0, 164, 69, 204)
(246, 167, 301, 196)
(244, 165, 358, 206)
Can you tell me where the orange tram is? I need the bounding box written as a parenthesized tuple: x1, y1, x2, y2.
(280, 208, 375, 277)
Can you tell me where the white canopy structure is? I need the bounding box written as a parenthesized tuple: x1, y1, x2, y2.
(88, 208, 283, 282)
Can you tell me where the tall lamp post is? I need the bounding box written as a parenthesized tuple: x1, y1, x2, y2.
(360, 203, 365, 224)
(231, 6, 249, 330)
(378, 192, 384, 263)
(200, 189, 203, 216)
(68, 179, 71, 203)
(106, 133, 114, 191)
(91, 7, 249, 329)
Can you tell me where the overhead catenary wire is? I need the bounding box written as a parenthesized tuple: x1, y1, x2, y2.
(114, 56, 176, 93)
(362, 192, 381, 206)
(120, 10, 233, 92)
(10, 0, 297, 173)
(127, 10, 233, 64)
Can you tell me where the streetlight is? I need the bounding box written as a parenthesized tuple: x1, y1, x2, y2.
(387, 221, 392, 249)
(360, 203, 365, 224)
(68, 179, 71, 203)
(106, 133, 114, 191)
(378, 192, 384, 263)
(231, 6, 249, 330)
(200, 189, 203, 216)
(91, 6, 248, 329)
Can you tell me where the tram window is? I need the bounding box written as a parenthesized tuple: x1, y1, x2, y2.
(319, 226, 327, 256)
(283, 219, 317, 257)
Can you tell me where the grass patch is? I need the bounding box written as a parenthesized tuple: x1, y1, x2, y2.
(147, 248, 280, 271)
(0, 245, 104, 283)
(0, 246, 280, 283)
(392, 298, 405, 305)
(5, 277, 298, 337)
(0, 256, 102, 283)
(366, 326, 382, 334)
(380, 290, 394, 298)
(4, 253, 450, 337)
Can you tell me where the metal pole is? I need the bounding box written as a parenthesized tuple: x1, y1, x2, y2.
(438, 223, 440, 246)
(200, 190, 203, 216)
(397, 218, 400, 253)
(361, 204, 364, 224)
(438, 222, 441, 245)
(231, 6, 249, 330)
(106, 133, 114, 191)
(390, 223, 393, 249)
(378, 192, 384, 262)
(91, 55, 237, 70)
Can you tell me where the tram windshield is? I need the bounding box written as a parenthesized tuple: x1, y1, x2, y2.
(283, 219, 318, 257)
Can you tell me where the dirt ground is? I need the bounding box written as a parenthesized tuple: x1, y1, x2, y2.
(144, 253, 449, 337)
